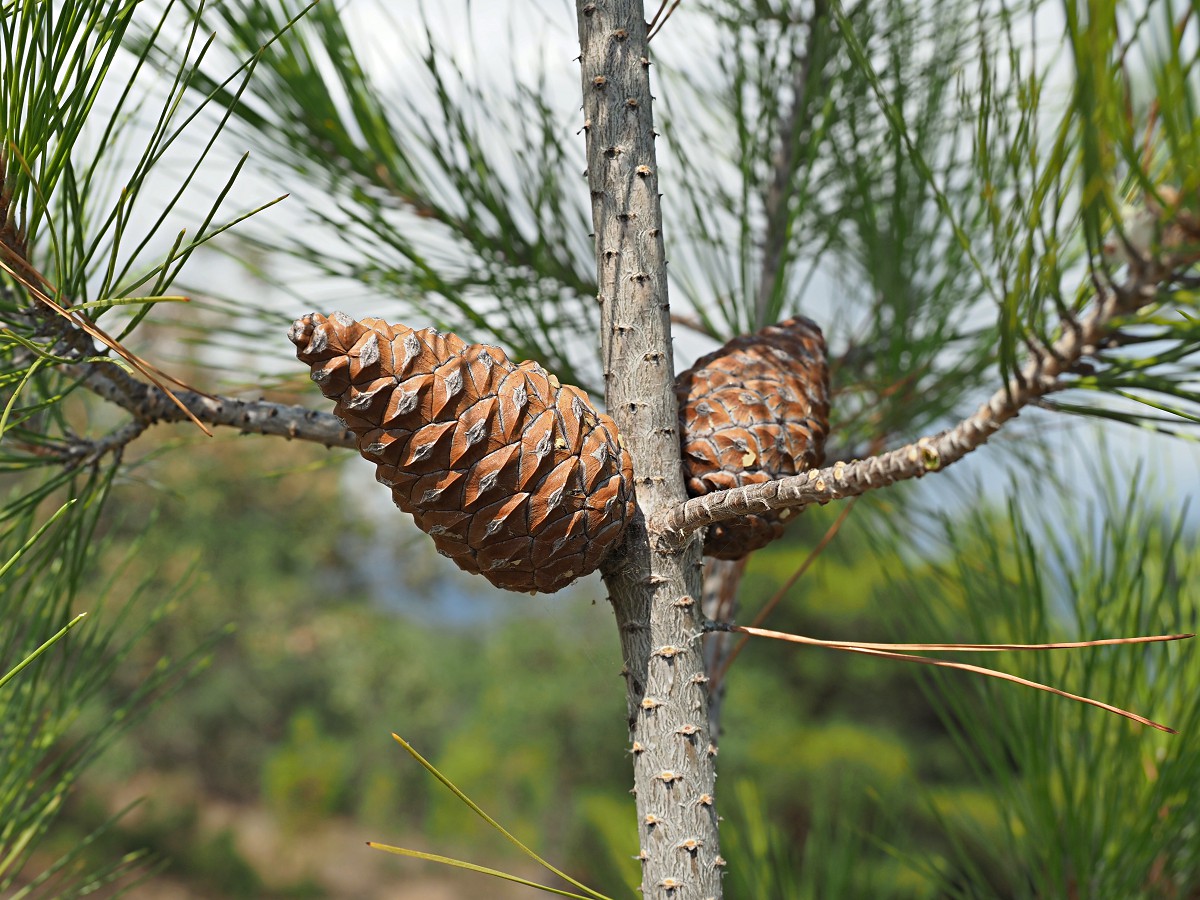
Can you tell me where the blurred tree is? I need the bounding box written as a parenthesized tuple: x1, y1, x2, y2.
(3, 0, 1200, 898)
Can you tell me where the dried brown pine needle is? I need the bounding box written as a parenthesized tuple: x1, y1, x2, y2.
(0, 256, 210, 435)
(722, 624, 1192, 734)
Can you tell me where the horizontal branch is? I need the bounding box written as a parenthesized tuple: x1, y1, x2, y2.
(73, 359, 356, 450)
(1, 241, 355, 455)
(52, 419, 151, 468)
(648, 271, 1156, 544)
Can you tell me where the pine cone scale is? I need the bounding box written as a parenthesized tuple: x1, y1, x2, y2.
(467, 494, 528, 547)
(462, 444, 518, 509)
(411, 470, 465, 510)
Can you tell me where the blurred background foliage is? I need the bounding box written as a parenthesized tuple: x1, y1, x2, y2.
(3, 0, 1200, 897)
(27, 406, 1200, 898)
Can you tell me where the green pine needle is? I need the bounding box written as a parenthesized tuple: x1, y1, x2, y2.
(385, 734, 612, 900)
(367, 843, 609, 900)
(0, 613, 87, 693)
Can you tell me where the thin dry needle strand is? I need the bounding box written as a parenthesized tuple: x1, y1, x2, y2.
(728, 624, 1195, 653)
(748, 501, 858, 630)
(0, 256, 212, 434)
(0, 254, 189, 392)
(842, 645, 1178, 734)
(722, 626, 1189, 733)
(647, 0, 683, 40)
(708, 500, 856, 694)
(364, 843, 607, 900)
(646, 0, 670, 30)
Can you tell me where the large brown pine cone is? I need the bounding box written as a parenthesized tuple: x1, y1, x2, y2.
(290, 313, 635, 594)
(675, 316, 830, 559)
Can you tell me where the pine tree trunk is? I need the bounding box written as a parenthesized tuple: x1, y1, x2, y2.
(574, 3, 724, 898)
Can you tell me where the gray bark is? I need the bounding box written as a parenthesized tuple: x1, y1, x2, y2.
(574, 3, 723, 898)
(73, 359, 355, 446)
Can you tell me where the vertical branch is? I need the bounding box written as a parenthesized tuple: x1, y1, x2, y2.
(575, 2, 723, 898)
(700, 556, 748, 738)
(755, 0, 827, 327)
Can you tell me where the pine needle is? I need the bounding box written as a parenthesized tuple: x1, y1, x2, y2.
(0, 612, 87, 692)
(722, 625, 1191, 733)
(729, 624, 1194, 653)
(0, 255, 212, 435)
(386, 734, 612, 900)
(647, 0, 683, 41)
(0, 499, 75, 580)
(710, 500, 858, 692)
(366, 844, 605, 900)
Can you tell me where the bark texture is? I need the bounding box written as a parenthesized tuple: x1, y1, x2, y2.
(73, 357, 357, 447)
(575, 3, 723, 897)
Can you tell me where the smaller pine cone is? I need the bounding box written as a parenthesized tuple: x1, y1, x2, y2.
(290, 312, 635, 594)
(676, 316, 830, 559)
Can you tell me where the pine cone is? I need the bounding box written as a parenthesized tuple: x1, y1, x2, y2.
(675, 316, 830, 559)
(289, 312, 635, 594)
